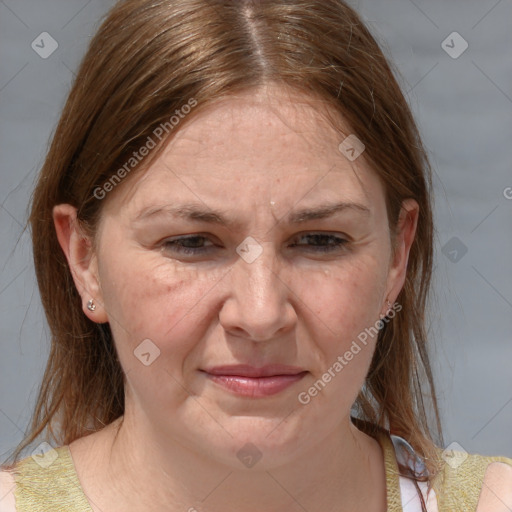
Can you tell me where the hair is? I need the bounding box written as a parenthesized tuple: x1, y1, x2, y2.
(6, 0, 443, 495)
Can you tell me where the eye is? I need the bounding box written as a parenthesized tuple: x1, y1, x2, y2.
(290, 232, 349, 253)
(161, 235, 217, 256)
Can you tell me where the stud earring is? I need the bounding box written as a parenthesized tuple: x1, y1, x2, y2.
(87, 299, 96, 312)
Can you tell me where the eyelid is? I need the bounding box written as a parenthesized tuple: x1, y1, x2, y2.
(159, 231, 351, 258)
(288, 232, 351, 254)
(290, 231, 350, 242)
(162, 233, 216, 245)
(160, 234, 217, 255)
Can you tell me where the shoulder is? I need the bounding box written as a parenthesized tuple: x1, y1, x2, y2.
(0, 470, 17, 512)
(476, 461, 512, 511)
(0, 446, 70, 512)
(0, 445, 95, 511)
(390, 435, 512, 511)
(433, 447, 512, 511)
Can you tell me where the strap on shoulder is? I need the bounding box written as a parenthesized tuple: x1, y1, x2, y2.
(11, 446, 92, 512)
(432, 449, 512, 512)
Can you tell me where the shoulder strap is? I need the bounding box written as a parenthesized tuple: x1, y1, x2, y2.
(374, 430, 405, 511)
(11, 446, 92, 512)
(432, 448, 512, 512)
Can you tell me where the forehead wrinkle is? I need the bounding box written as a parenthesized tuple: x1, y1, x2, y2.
(133, 198, 371, 233)
(173, 90, 344, 161)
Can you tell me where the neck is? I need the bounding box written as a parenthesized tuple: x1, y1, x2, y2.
(99, 410, 387, 512)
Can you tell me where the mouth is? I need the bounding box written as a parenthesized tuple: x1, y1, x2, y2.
(200, 365, 308, 398)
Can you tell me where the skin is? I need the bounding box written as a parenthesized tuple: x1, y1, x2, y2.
(53, 85, 419, 512)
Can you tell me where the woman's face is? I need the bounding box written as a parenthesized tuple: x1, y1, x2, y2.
(69, 86, 415, 467)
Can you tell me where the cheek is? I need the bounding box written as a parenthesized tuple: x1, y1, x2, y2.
(292, 258, 388, 417)
(294, 254, 388, 342)
(97, 249, 226, 371)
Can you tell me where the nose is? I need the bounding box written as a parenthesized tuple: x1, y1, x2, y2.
(218, 243, 296, 341)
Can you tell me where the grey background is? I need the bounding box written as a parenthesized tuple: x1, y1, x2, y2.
(1, 0, 511, 464)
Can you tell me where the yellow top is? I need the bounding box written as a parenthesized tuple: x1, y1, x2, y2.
(8, 432, 512, 511)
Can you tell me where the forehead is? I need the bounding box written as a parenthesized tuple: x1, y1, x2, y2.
(168, 90, 339, 168)
(102, 86, 385, 218)
(158, 87, 358, 180)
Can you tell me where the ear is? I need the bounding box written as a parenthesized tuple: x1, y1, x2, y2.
(383, 198, 419, 310)
(53, 204, 108, 323)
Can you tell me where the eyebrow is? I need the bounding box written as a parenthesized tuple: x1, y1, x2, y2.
(288, 202, 370, 223)
(134, 201, 370, 226)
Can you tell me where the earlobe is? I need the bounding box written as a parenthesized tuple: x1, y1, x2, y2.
(53, 204, 108, 323)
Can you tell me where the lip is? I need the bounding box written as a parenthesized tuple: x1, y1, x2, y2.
(201, 365, 308, 397)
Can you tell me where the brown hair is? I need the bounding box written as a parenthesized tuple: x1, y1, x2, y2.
(6, 0, 442, 485)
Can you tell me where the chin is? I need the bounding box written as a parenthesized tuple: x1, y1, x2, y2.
(203, 416, 309, 469)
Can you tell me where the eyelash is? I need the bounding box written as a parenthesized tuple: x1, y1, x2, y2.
(161, 233, 349, 256)
(162, 235, 214, 256)
(289, 233, 349, 253)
